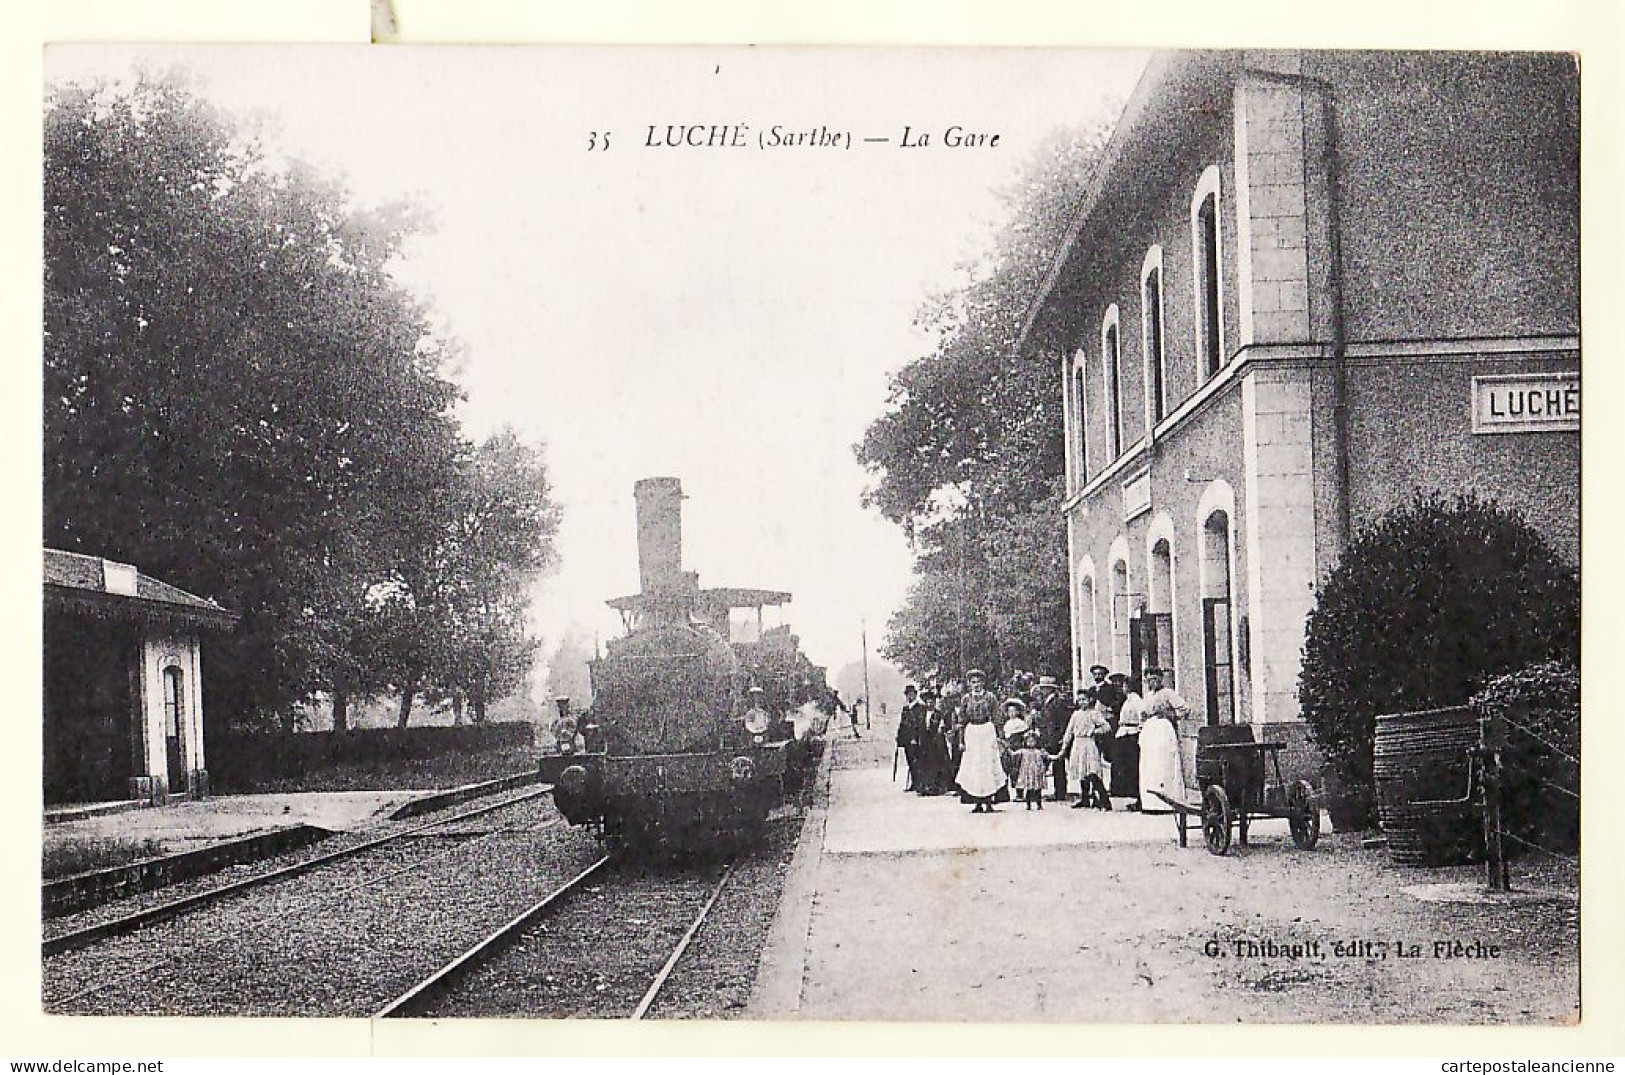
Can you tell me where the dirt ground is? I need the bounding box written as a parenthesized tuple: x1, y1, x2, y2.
(765, 724, 1579, 1025)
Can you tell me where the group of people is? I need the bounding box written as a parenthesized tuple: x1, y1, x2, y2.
(894, 665, 1193, 815)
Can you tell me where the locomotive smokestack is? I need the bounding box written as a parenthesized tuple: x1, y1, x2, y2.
(634, 476, 684, 594)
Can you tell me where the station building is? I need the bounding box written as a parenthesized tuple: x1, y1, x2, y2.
(44, 549, 237, 806)
(1025, 51, 1579, 779)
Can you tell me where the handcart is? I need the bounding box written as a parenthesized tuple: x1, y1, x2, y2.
(1150, 727, 1320, 855)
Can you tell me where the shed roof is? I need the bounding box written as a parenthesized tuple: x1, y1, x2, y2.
(44, 548, 238, 628)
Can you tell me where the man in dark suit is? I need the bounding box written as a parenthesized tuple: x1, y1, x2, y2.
(1034, 676, 1072, 801)
(1090, 664, 1126, 718)
(896, 684, 926, 792)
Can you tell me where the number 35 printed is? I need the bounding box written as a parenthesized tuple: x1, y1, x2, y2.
(587, 131, 611, 151)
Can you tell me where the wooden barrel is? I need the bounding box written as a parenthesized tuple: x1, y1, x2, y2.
(1373, 707, 1482, 866)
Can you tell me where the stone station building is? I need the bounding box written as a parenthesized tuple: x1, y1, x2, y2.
(44, 548, 237, 806)
(1024, 51, 1580, 780)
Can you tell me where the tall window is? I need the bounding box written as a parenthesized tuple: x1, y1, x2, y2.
(1200, 510, 1235, 725)
(1110, 557, 1131, 671)
(1071, 357, 1088, 484)
(163, 665, 187, 793)
(1148, 536, 1175, 687)
(1141, 247, 1166, 425)
(1102, 306, 1122, 458)
(1078, 573, 1097, 677)
(1192, 166, 1224, 379)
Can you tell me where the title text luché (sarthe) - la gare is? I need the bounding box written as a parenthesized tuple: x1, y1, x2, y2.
(642, 123, 1001, 149)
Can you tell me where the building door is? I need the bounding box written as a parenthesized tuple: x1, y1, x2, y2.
(1202, 598, 1235, 725)
(163, 666, 187, 797)
(1130, 612, 1174, 687)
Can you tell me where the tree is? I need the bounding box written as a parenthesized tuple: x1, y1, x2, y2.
(1299, 495, 1580, 794)
(881, 519, 997, 681)
(857, 122, 1110, 680)
(544, 629, 598, 711)
(383, 430, 560, 726)
(980, 479, 1072, 675)
(45, 73, 480, 727)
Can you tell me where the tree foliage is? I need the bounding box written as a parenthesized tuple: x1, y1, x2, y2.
(44, 74, 558, 728)
(378, 430, 560, 725)
(1299, 495, 1579, 790)
(858, 123, 1109, 680)
(1470, 659, 1580, 852)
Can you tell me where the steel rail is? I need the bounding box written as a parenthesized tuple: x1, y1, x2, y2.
(630, 861, 735, 1020)
(43, 784, 555, 957)
(374, 855, 614, 1019)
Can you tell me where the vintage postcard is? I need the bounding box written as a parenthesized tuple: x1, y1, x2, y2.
(32, 38, 1588, 1042)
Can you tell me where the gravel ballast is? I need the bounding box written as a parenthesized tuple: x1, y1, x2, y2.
(44, 795, 602, 1017)
(407, 858, 731, 1019)
(41, 785, 559, 942)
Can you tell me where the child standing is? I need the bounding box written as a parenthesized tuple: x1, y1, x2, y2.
(1012, 729, 1056, 810)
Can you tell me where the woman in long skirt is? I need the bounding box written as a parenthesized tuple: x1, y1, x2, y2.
(1139, 668, 1189, 813)
(956, 710, 1008, 812)
(1061, 692, 1112, 809)
(1112, 685, 1144, 808)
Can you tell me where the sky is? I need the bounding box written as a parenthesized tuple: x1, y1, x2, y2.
(44, 44, 1149, 692)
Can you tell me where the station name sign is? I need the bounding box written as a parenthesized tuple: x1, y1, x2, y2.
(1471, 373, 1579, 435)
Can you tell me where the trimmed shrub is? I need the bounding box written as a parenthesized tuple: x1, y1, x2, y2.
(1299, 495, 1578, 818)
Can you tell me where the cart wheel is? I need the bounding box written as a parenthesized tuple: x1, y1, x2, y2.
(1288, 780, 1321, 850)
(1203, 785, 1232, 856)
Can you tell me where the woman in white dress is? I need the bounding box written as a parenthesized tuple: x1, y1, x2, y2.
(956, 707, 1008, 813)
(1138, 667, 1189, 813)
(1060, 689, 1112, 809)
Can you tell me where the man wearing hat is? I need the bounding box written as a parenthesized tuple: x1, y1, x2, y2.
(896, 684, 927, 793)
(1032, 675, 1072, 801)
(1090, 664, 1126, 721)
(916, 686, 950, 795)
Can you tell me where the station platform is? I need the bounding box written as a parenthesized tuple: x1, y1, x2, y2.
(751, 714, 1578, 1025)
(815, 715, 1184, 855)
(42, 790, 426, 866)
(823, 762, 1174, 856)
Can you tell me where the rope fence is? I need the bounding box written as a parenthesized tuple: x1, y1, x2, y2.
(1498, 828, 1580, 866)
(1479, 707, 1580, 890)
(1503, 716, 1580, 767)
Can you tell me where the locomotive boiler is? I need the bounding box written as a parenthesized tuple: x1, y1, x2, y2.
(539, 477, 825, 853)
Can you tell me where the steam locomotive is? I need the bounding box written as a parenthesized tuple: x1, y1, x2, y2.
(538, 477, 827, 854)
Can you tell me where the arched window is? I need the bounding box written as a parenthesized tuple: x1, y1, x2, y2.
(1109, 548, 1131, 672)
(1077, 569, 1097, 680)
(1200, 510, 1236, 724)
(1148, 535, 1175, 688)
(1141, 246, 1167, 425)
(1191, 166, 1224, 380)
(1071, 351, 1089, 488)
(1101, 306, 1123, 458)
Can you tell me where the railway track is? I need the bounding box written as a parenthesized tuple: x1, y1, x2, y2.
(42, 788, 603, 1016)
(43, 783, 556, 957)
(378, 856, 739, 1020)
